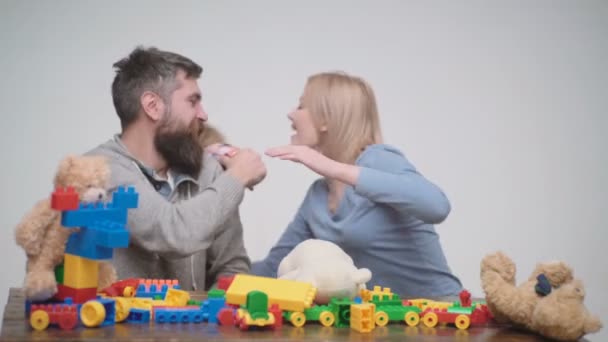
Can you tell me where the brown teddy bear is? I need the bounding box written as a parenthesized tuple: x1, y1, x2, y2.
(480, 251, 602, 341)
(14, 155, 118, 301)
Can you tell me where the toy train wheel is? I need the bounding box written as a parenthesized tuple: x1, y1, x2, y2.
(319, 311, 335, 327)
(455, 314, 470, 330)
(57, 311, 78, 330)
(422, 312, 438, 328)
(80, 301, 106, 327)
(30, 310, 50, 331)
(123, 286, 135, 297)
(404, 311, 420, 327)
(239, 321, 249, 331)
(290, 312, 306, 327)
(217, 308, 235, 325)
(114, 297, 130, 322)
(374, 311, 389, 327)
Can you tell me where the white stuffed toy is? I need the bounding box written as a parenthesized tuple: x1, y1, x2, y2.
(278, 239, 372, 304)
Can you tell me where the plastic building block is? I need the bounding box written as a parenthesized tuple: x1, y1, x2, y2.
(54, 263, 64, 285)
(372, 304, 421, 327)
(64, 221, 129, 260)
(100, 278, 139, 297)
(234, 291, 277, 331)
(154, 307, 205, 324)
(360, 285, 394, 302)
(300, 305, 331, 327)
(30, 300, 78, 331)
(226, 274, 316, 312)
(459, 290, 472, 307)
(60, 186, 138, 228)
(330, 298, 352, 328)
(207, 288, 225, 299)
(110, 186, 139, 209)
(201, 297, 226, 323)
(63, 254, 99, 289)
(350, 303, 375, 333)
(164, 288, 190, 307)
(50, 187, 79, 211)
(127, 308, 151, 323)
(54, 284, 97, 304)
(79, 297, 116, 327)
(217, 307, 235, 325)
(217, 275, 235, 290)
(135, 279, 180, 299)
(268, 304, 283, 328)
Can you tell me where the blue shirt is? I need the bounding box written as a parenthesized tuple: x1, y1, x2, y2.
(252, 144, 462, 297)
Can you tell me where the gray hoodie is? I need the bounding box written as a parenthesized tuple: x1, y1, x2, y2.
(85, 135, 250, 291)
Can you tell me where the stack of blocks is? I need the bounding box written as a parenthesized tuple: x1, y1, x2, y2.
(50, 186, 138, 304)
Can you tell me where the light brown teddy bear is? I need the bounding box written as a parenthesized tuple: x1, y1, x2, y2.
(15, 155, 118, 301)
(480, 251, 602, 341)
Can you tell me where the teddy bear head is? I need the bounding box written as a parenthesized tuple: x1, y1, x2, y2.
(53, 154, 110, 203)
(480, 251, 602, 341)
(278, 239, 372, 304)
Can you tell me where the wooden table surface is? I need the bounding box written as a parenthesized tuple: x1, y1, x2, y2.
(0, 287, 584, 341)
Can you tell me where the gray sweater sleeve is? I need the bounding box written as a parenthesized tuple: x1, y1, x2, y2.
(107, 159, 246, 259)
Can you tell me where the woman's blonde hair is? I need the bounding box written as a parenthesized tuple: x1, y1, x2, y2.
(302, 71, 383, 164)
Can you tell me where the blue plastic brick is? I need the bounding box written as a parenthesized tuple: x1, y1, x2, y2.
(111, 186, 139, 209)
(65, 229, 113, 260)
(135, 283, 181, 299)
(155, 308, 204, 324)
(127, 308, 151, 323)
(60, 186, 138, 228)
(61, 204, 127, 228)
(202, 297, 226, 323)
(93, 221, 130, 248)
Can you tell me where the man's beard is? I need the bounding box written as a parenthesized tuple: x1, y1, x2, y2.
(154, 113, 205, 179)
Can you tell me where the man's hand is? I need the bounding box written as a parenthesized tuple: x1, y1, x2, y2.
(221, 148, 267, 189)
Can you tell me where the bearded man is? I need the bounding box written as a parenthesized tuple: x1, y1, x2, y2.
(87, 46, 266, 290)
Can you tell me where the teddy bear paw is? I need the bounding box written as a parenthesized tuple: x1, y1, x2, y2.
(584, 315, 603, 334)
(480, 251, 516, 284)
(24, 270, 58, 301)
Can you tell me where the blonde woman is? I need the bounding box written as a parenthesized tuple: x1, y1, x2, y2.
(251, 71, 462, 297)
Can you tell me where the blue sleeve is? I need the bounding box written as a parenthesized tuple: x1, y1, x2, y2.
(353, 145, 451, 224)
(250, 201, 313, 277)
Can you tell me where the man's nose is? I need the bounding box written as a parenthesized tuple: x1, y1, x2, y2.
(197, 105, 208, 121)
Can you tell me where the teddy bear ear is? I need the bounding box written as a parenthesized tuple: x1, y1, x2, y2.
(352, 268, 372, 284)
(53, 154, 77, 186)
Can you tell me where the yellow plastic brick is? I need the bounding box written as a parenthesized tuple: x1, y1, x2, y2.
(350, 303, 375, 333)
(63, 254, 99, 289)
(226, 274, 316, 312)
(164, 288, 190, 307)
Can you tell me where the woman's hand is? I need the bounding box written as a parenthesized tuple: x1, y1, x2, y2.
(265, 145, 359, 185)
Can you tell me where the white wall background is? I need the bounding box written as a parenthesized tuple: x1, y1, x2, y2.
(1, 0, 606, 340)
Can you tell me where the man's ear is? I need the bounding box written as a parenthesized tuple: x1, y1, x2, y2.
(141, 91, 164, 121)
